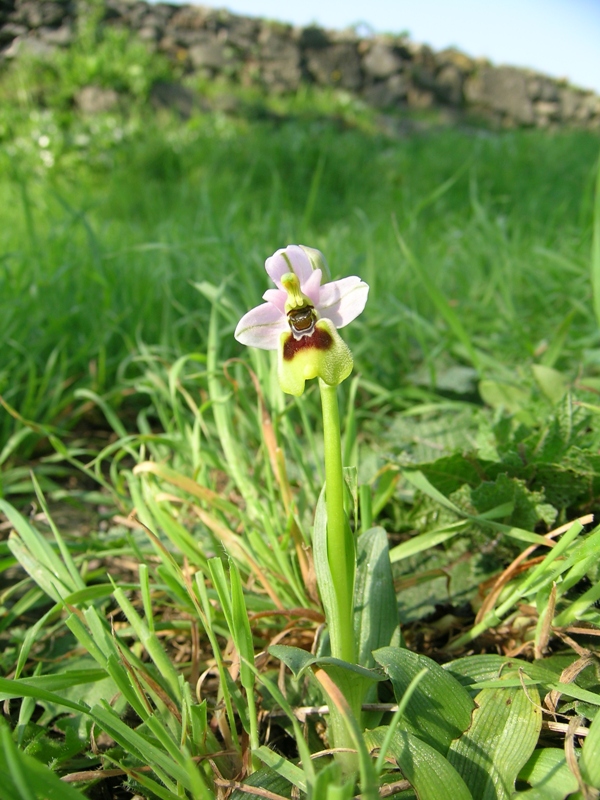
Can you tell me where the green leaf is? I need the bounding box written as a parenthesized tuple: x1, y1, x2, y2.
(580, 705, 600, 788)
(0, 669, 107, 700)
(447, 686, 542, 800)
(269, 645, 386, 686)
(373, 647, 474, 755)
(89, 702, 191, 789)
(312, 488, 341, 654)
(0, 718, 88, 800)
(402, 470, 550, 546)
(389, 522, 466, 563)
(229, 558, 256, 692)
(230, 765, 293, 799)
(365, 728, 473, 800)
(479, 381, 531, 415)
(514, 748, 578, 799)
(253, 747, 306, 794)
(532, 365, 569, 405)
(0, 676, 88, 714)
(269, 644, 316, 678)
(354, 526, 400, 669)
(444, 654, 515, 686)
(411, 453, 483, 496)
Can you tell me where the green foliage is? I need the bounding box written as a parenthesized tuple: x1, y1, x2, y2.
(0, 6, 177, 116)
(447, 685, 542, 799)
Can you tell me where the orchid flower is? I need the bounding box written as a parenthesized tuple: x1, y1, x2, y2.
(234, 245, 369, 395)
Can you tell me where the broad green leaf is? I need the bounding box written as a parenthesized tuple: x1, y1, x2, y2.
(514, 748, 578, 799)
(445, 654, 512, 686)
(532, 365, 569, 405)
(366, 727, 473, 800)
(269, 641, 386, 742)
(580, 706, 600, 788)
(269, 645, 385, 707)
(229, 558, 256, 692)
(269, 644, 316, 677)
(479, 381, 531, 415)
(354, 526, 400, 669)
(312, 488, 340, 654)
(230, 765, 293, 799)
(445, 655, 564, 690)
(447, 686, 542, 800)
(415, 452, 485, 495)
(373, 647, 474, 755)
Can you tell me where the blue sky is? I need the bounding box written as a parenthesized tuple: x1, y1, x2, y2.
(153, 0, 600, 93)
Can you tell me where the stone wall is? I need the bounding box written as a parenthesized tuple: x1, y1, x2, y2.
(2, 0, 599, 129)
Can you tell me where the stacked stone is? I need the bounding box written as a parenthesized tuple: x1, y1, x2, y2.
(1, 0, 599, 129)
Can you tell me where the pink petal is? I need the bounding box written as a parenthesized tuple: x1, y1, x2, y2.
(265, 245, 314, 288)
(301, 268, 322, 305)
(299, 246, 330, 280)
(262, 288, 287, 312)
(234, 302, 287, 350)
(317, 277, 369, 329)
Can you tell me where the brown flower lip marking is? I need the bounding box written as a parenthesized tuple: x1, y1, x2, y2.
(287, 305, 317, 337)
(283, 324, 333, 361)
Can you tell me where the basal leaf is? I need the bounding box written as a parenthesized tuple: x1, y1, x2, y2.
(514, 748, 578, 799)
(447, 685, 542, 800)
(269, 644, 317, 678)
(479, 381, 531, 416)
(532, 365, 569, 405)
(444, 654, 512, 687)
(365, 727, 473, 800)
(354, 526, 400, 669)
(373, 647, 474, 755)
(230, 764, 293, 799)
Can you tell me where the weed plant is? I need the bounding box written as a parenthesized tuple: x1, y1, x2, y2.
(1, 8, 600, 799)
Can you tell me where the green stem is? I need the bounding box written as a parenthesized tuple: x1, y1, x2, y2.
(319, 380, 356, 665)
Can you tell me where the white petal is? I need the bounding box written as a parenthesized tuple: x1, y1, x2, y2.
(301, 268, 322, 305)
(317, 277, 369, 329)
(262, 288, 287, 311)
(265, 245, 314, 288)
(234, 302, 287, 350)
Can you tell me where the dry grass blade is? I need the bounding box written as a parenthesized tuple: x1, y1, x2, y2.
(545, 654, 597, 715)
(475, 514, 593, 624)
(214, 779, 290, 799)
(564, 715, 592, 798)
(534, 581, 557, 659)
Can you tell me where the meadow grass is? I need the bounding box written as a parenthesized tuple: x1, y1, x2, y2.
(1, 111, 598, 452)
(2, 20, 600, 799)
